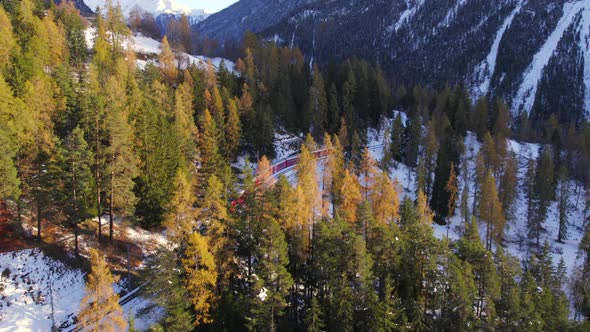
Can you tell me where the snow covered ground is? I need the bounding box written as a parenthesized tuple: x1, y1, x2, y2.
(367, 114, 586, 281)
(0, 249, 85, 331)
(0, 249, 163, 331)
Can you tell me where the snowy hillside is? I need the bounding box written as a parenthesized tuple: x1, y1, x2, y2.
(0, 249, 163, 331)
(0, 249, 85, 331)
(84, 28, 235, 72)
(365, 116, 586, 279)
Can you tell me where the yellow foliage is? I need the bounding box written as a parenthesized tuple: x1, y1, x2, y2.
(340, 169, 362, 224)
(372, 171, 400, 225)
(183, 233, 218, 326)
(78, 249, 126, 332)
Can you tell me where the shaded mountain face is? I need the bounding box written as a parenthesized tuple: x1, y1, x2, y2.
(194, 0, 321, 42)
(197, 0, 590, 124)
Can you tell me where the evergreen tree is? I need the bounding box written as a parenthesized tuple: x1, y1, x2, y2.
(305, 296, 325, 332)
(474, 97, 489, 140)
(248, 217, 293, 331)
(499, 152, 518, 221)
(295, 134, 320, 258)
(78, 249, 127, 331)
(145, 248, 194, 330)
(61, 126, 94, 256)
(423, 122, 438, 196)
(457, 217, 500, 327)
(105, 76, 138, 241)
(557, 166, 569, 243)
(225, 97, 241, 161)
(532, 147, 555, 246)
(309, 64, 328, 138)
(173, 82, 198, 165)
(404, 110, 421, 167)
(391, 113, 405, 157)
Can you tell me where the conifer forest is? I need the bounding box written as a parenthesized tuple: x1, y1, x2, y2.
(1, 1, 590, 331)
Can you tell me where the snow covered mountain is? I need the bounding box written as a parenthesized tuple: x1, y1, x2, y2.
(197, 0, 590, 124)
(83, 0, 210, 24)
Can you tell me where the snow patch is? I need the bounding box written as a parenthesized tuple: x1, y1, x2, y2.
(439, 0, 468, 28)
(512, 1, 588, 115)
(472, 0, 524, 100)
(0, 249, 85, 331)
(579, 5, 590, 118)
(387, 0, 425, 34)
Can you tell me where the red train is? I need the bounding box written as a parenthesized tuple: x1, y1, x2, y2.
(230, 149, 330, 208)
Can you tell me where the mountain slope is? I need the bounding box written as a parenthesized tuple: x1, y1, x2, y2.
(194, 0, 320, 42)
(197, 0, 590, 123)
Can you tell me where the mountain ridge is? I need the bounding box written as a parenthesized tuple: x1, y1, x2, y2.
(196, 0, 590, 124)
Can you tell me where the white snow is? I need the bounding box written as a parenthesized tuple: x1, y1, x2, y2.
(513, 1, 589, 114)
(472, 0, 524, 100)
(579, 5, 590, 118)
(388, 0, 425, 33)
(0, 249, 85, 332)
(439, 0, 468, 29)
(84, 0, 206, 16)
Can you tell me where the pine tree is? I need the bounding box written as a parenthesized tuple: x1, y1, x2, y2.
(105, 76, 138, 241)
(532, 147, 555, 245)
(173, 82, 198, 165)
(404, 110, 421, 167)
(145, 248, 194, 330)
(225, 97, 241, 161)
(249, 217, 293, 331)
(309, 64, 328, 138)
(0, 6, 16, 71)
(424, 122, 438, 196)
(163, 167, 196, 241)
(305, 296, 325, 332)
(296, 134, 320, 258)
(390, 113, 404, 163)
(457, 217, 500, 326)
(478, 171, 505, 250)
(359, 147, 378, 201)
(78, 249, 127, 332)
(324, 135, 345, 213)
(445, 162, 459, 224)
(0, 74, 24, 202)
(416, 190, 435, 225)
(201, 174, 234, 288)
(499, 152, 518, 221)
(159, 36, 177, 83)
(182, 232, 218, 326)
(257, 155, 272, 186)
(556, 166, 569, 243)
(340, 169, 363, 225)
(61, 126, 94, 256)
(198, 109, 221, 190)
(371, 171, 400, 225)
(474, 97, 489, 140)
